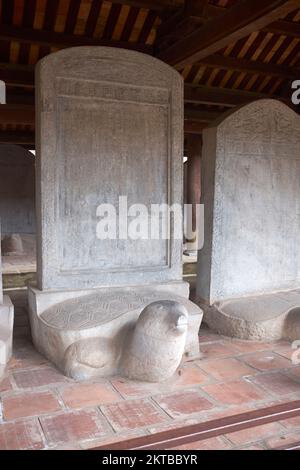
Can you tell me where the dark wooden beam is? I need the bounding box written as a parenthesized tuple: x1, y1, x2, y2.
(184, 84, 273, 107)
(157, 2, 300, 49)
(0, 104, 35, 125)
(184, 119, 208, 134)
(107, 0, 183, 10)
(197, 54, 300, 80)
(184, 105, 221, 122)
(0, 63, 35, 88)
(0, 131, 35, 145)
(158, 0, 300, 67)
(0, 25, 153, 54)
(264, 19, 300, 37)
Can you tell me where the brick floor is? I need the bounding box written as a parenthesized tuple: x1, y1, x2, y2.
(1, 300, 300, 450)
(153, 390, 214, 418)
(101, 398, 168, 431)
(2, 390, 62, 420)
(202, 378, 267, 405)
(40, 409, 108, 447)
(197, 357, 256, 381)
(61, 383, 120, 409)
(240, 351, 293, 371)
(0, 419, 44, 450)
(250, 372, 300, 396)
(13, 366, 68, 389)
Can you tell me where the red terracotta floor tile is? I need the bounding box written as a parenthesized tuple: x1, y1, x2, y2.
(202, 379, 267, 405)
(13, 366, 67, 389)
(272, 344, 294, 361)
(229, 340, 275, 354)
(225, 422, 284, 446)
(111, 378, 161, 399)
(40, 409, 108, 447)
(288, 367, 300, 380)
(0, 419, 44, 450)
(101, 398, 167, 431)
(200, 342, 240, 360)
(240, 351, 293, 372)
(199, 330, 223, 344)
(169, 436, 232, 450)
(265, 431, 300, 449)
(0, 375, 13, 393)
(198, 358, 256, 381)
(153, 390, 214, 418)
(8, 342, 47, 370)
(280, 415, 300, 430)
(250, 372, 300, 396)
(2, 390, 61, 420)
(239, 444, 266, 450)
(174, 364, 211, 386)
(61, 383, 120, 409)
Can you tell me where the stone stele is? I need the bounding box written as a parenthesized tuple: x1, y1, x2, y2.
(197, 99, 300, 341)
(0, 223, 14, 380)
(29, 47, 203, 381)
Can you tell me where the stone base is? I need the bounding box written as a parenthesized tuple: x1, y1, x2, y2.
(0, 296, 14, 380)
(28, 281, 203, 380)
(201, 289, 300, 342)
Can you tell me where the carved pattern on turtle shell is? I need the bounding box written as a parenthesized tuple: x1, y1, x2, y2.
(40, 290, 182, 330)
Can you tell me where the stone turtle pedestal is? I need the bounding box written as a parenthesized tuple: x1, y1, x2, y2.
(29, 282, 202, 380)
(29, 47, 203, 381)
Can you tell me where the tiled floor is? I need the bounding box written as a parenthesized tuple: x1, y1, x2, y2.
(0, 290, 300, 450)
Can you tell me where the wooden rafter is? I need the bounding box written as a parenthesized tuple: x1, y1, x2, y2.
(158, 0, 300, 67)
(184, 84, 277, 107)
(0, 25, 153, 55)
(1, 56, 297, 89)
(197, 55, 300, 80)
(106, 0, 183, 11)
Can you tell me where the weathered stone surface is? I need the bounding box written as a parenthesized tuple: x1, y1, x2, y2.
(198, 100, 300, 304)
(0, 145, 35, 236)
(202, 289, 300, 341)
(1, 234, 24, 256)
(35, 47, 183, 291)
(28, 283, 203, 379)
(121, 301, 188, 382)
(30, 47, 203, 381)
(63, 300, 189, 382)
(0, 225, 14, 380)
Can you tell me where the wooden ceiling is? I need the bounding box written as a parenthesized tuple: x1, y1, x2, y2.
(0, 0, 300, 147)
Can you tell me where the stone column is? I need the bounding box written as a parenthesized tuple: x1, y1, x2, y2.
(184, 134, 202, 255)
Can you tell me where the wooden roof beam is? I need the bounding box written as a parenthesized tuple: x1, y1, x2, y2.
(197, 54, 300, 79)
(0, 131, 35, 145)
(0, 24, 153, 54)
(158, 0, 300, 67)
(0, 104, 35, 125)
(184, 84, 278, 107)
(107, 0, 183, 11)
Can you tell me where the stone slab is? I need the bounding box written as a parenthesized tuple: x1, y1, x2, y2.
(198, 100, 300, 304)
(0, 296, 14, 379)
(36, 47, 183, 291)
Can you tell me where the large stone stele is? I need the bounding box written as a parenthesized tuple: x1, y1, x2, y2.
(0, 225, 14, 380)
(197, 99, 300, 341)
(29, 47, 203, 381)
